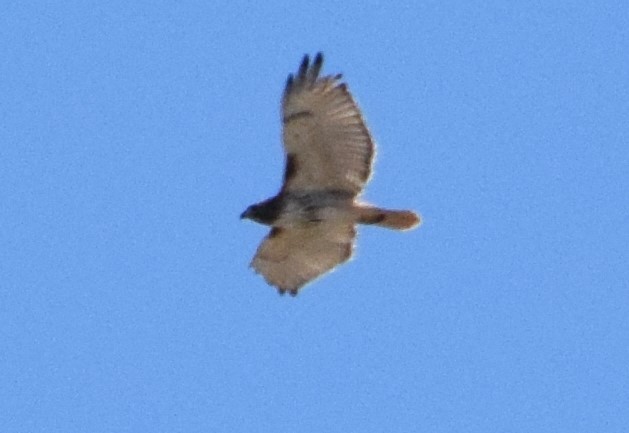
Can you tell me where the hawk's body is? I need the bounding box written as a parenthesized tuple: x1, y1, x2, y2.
(241, 53, 420, 295)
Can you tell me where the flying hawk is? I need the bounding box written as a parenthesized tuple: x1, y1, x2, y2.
(241, 53, 420, 295)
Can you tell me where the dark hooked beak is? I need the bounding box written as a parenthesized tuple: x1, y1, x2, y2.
(240, 208, 249, 219)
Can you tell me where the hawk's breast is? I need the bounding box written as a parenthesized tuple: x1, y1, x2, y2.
(275, 190, 355, 228)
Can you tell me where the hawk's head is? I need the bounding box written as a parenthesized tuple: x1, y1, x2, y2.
(240, 198, 282, 226)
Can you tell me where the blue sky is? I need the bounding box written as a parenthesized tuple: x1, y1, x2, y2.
(1, 1, 628, 432)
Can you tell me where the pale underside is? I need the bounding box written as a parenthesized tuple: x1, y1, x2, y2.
(280, 55, 374, 194)
(250, 54, 376, 294)
(251, 222, 356, 294)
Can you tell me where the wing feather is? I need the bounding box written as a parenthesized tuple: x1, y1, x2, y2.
(251, 223, 356, 295)
(281, 53, 374, 195)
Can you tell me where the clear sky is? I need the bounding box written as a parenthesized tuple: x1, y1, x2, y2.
(2, 2, 628, 432)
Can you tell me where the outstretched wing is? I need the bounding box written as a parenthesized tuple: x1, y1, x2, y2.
(281, 53, 375, 196)
(251, 222, 356, 295)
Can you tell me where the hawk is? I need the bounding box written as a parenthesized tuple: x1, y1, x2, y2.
(241, 53, 420, 295)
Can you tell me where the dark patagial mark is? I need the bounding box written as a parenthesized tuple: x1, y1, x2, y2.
(268, 227, 283, 238)
(282, 153, 298, 185)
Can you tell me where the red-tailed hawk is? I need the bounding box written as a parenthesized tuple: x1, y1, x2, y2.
(241, 53, 420, 295)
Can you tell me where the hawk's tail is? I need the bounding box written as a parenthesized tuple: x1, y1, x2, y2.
(356, 206, 421, 231)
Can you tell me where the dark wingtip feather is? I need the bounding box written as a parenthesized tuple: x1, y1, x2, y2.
(298, 54, 309, 78)
(285, 74, 294, 91)
(310, 52, 324, 81)
(313, 52, 323, 68)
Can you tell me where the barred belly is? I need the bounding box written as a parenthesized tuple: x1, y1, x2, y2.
(276, 189, 355, 228)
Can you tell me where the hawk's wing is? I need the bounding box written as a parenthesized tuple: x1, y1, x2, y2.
(251, 222, 356, 295)
(281, 53, 374, 195)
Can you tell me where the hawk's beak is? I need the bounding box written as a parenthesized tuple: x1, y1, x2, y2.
(240, 209, 249, 220)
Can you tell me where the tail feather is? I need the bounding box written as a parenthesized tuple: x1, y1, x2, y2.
(357, 206, 421, 231)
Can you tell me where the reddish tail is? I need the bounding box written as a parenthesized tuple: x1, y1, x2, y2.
(357, 206, 421, 231)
